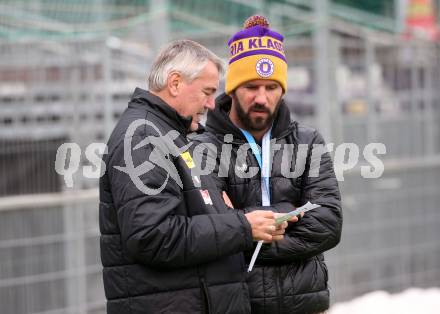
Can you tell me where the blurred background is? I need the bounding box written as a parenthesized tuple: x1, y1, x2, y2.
(0, 0, 440, 313)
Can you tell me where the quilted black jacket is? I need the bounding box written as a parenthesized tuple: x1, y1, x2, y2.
(193, 93, 343, 314)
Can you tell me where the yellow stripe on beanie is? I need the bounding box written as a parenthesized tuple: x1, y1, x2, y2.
(226, 54, 287, 94)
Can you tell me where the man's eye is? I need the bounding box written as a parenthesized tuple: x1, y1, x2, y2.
(246, 86, 257, 90)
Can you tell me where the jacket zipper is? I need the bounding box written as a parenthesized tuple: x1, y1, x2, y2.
(200, 278, 212, 314)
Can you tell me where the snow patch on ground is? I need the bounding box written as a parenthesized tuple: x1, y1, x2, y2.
(329, 288, 440, 314)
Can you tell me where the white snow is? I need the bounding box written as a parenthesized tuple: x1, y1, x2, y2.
(329, 288, 440, 314)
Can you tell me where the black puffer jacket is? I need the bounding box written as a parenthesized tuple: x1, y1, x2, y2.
(99, 88, 255, 314)
(193, 94, 343, 314)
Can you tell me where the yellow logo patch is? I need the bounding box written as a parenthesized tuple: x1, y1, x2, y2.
(180, 151, 195, 169)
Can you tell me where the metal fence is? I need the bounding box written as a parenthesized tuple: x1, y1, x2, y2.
(0, 38, 144, 313)
(0, 38, 150, 194)
(0, 191, 104, 314)
(328, 160, 440, 300)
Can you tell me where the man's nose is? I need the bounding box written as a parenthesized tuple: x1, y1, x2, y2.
(254, 86, 268, 105)
(205, 95, 215, 110)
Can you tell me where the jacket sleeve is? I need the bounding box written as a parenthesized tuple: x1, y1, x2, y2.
(258, 130, 343, 263)
(108, 129, 253, 269)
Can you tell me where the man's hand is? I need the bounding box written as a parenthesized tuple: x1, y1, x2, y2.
(271, 220, 288, 241)
(274, 212, 302, 225)
(245, 210, 287, 242)
(264, 212, 302, 242)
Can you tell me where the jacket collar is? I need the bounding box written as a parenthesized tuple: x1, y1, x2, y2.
(206, 93, 296, 143)
(129, 87, 193, 135)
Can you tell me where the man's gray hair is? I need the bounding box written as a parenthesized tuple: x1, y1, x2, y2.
(148, 39, 225, 92)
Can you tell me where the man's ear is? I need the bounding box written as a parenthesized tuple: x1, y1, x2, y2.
(230, 91, 237, 106)
(167, 71, 182, 97)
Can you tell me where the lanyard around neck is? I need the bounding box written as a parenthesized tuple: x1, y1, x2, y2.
(240, 130, 262, 168)
(239, 128, 272, 204)
(239, 128, 272, 272)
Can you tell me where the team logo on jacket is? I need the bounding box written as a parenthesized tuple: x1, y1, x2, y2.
(180, 151, 195, 168)
(256, 58, 274, 78)
(200, 189, 213, 205)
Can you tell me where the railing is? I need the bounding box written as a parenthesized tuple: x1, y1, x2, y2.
(0, 189, 105, 314)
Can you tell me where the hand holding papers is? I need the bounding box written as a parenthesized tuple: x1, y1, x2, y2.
(247, 202, 321, 272)
(274, 202, 321, 225)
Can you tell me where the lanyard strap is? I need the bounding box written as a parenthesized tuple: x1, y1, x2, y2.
(239, 128, 272, 203)
(240, 129, 262, 167)
(239, 128, 272, 272)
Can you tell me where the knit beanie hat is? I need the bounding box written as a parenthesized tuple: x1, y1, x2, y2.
(225, 15, 287, 94)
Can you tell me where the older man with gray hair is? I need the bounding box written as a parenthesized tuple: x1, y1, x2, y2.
(99, 40, 290, 314)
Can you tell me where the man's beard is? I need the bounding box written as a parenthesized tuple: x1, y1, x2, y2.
(233, 96, 281, 132)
